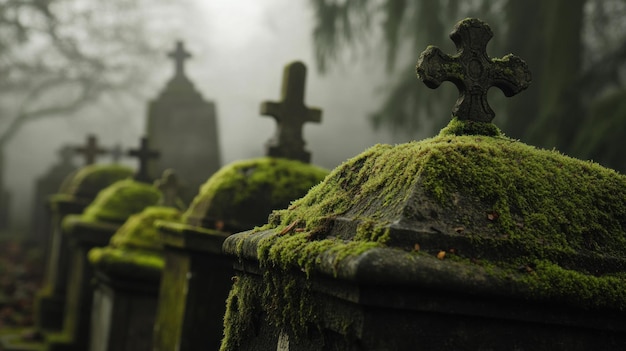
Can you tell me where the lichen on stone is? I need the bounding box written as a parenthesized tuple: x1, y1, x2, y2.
(183, 157, 328, 232)
(80, 179, 162, 224)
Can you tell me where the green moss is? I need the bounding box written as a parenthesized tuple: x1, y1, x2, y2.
(184, 157, 328, 231)
(88, 246, 164, 278)
(110, 206, 181, 250)
(242, 117, 626, 305)
(88, 206, 181, 277)
(80, 179, 161, 223)
(439, 117, 502, 136)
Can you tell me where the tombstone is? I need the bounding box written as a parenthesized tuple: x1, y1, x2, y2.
(221, 18, 626, 351)
(88, 204, 181, 351)
(75, 134, 109, 166)
(44, 140, 163, 351)
(153, 61, 328, 351)
(147, 40, 221, 205)
(30, 146, 77, 245)
(127, 136, 160, 184)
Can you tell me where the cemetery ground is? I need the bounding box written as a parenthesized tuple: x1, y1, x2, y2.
(0, 231, 43, 332)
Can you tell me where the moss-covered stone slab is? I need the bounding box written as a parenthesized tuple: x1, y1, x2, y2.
(89, 206, 181, 282)
(87, 206, 181, 351)
(184, 157, 328, 232)
(79, 179, 161, 224)
(222, 119, 626, 350)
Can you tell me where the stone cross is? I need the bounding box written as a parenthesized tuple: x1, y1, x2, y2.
(154, 169, 183, 209)
(127, 137, 160, 183)
(74, 134, 108, 166)
(260, 61, 321, 163)
(168, 40, 191, 77)
(416, 18, 531, 123)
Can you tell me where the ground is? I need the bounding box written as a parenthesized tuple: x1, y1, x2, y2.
(0, 235, 43, 330)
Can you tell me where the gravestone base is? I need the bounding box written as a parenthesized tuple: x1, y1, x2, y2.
(153, 224, 232, 351)
(223, 231, 626, 351)
(33, 293, 65, 331)
(46, 218, 120, 351)
(89, 270, 160, 351)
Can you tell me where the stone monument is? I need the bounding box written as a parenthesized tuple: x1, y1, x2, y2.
(153, 60, 328, 351)
(147, 40, 221, 205)
(74, 134, 108, 166)
(222, 19, 626, 350)
(44, 137, 163, 351)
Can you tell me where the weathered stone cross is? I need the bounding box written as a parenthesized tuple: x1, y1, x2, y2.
(127, 137, 160, 183)
(168, 40, 191, 77)
(154, 168, 183, 209)
(416, 18, 531, 123)
(74, 134, 107, 166)
(260, 61, 322, 163)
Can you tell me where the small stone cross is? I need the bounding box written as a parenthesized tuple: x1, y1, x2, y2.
(260, 61, 321, 163)
(154, 169, 183, 209)
(416, 18, 531, 123)
(127, 137, 160, 183)
(74, 134, 107, 166)
(168, 40, 191, 77)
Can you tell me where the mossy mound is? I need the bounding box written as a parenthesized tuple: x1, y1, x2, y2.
(80, 179, 161, 224)
(184, 157, 328, 232)
(52, 164, 133, 202)
(242, 119, 626, 310)
(88, 206, 181, 278)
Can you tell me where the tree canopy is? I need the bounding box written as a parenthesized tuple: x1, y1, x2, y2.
(0, 0, 187, 148)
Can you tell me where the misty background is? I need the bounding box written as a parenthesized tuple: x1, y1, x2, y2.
(3, 0, 410, 229)
(4, 0, 626, 231)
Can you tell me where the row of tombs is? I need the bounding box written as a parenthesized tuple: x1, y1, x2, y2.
(3, 18, 626, 351)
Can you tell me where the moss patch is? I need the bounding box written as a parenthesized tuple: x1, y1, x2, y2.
(80, 179, 161, 223)
(88, 206, 181, 277)
(109, 206, 181, 251)
(184, 157, 328, 232)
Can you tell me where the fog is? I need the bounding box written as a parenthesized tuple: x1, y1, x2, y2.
(4, 1, 420, 228)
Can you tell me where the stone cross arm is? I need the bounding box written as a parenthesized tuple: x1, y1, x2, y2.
(416, 18, 531, 123)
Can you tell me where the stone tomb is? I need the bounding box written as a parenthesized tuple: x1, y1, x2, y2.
(88, 205, 181, 351)
(221, 19, 626, 350)
(45, 138, 162, 351)
(34, 163, 133, 333)
(147, 40, 222, 205)
(46, 179, 161, 351)
(153, 61, 328, 351)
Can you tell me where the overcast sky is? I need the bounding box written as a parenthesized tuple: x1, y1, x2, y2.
(5, 0, 421, 227)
